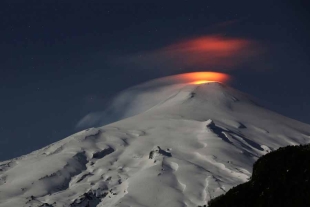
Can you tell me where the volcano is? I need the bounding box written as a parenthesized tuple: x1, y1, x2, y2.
(1, 82, 310, 207)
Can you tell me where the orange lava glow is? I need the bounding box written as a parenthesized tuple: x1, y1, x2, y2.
(191, 80, 214, 85)
(175, 72, 230, 85)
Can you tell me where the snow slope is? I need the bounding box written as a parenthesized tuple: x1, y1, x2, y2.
(1, 82, 310, 207)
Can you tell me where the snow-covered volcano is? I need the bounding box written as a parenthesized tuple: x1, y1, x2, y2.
(1, 82, 310, 207)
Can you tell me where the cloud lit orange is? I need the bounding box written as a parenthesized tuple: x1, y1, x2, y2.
(161, 35, 257, 70)
(117, 34, 261, 72)
(166, 35, 249, 54)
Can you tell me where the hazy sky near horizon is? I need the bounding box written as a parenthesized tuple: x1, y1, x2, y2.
(1, 1, 310, 161)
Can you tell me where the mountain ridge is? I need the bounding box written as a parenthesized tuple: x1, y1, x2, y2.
(1, 82, 310, 207)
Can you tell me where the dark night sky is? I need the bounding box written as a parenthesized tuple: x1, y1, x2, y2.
(1, 1, 309, 161)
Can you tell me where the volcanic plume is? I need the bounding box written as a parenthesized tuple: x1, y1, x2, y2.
(161, 35, 258, 70)
(120, 35, 260, 71)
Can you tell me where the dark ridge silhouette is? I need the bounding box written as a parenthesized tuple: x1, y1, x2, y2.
(208, 144, 310, 207)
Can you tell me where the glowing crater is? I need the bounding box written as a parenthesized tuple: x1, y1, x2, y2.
(175, 72, 230, 85)
(191, 80, 216, 85)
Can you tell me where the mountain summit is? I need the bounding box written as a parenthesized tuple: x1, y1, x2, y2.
(1, 82, 310, 207)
